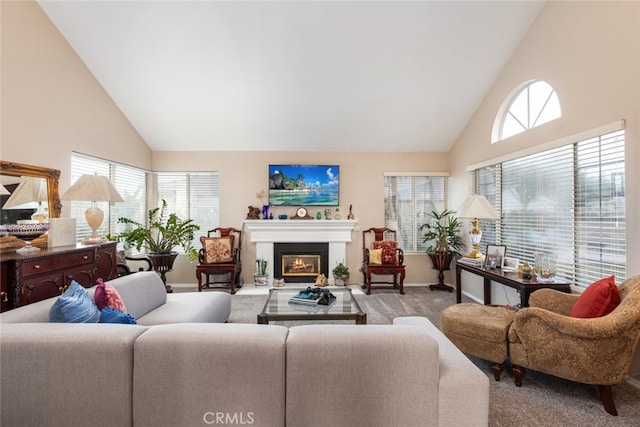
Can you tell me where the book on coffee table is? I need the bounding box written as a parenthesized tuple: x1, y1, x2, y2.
(288, 287, 336, 307)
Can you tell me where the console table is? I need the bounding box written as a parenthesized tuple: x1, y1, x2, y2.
(455, 262, 571, 307)
(0, 242, 117, 311)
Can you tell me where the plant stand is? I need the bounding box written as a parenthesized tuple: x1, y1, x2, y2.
(147, 252, 179, 293)
(428, 253, 453, 292)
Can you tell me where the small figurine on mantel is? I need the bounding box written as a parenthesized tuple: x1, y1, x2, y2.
(246, 206, 261, 219)
(324, 209, 332, 220)
(347, 204, 355, 220)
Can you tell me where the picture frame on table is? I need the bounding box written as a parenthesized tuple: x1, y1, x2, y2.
(484, 244, 506, 269)
(502, 256, 519, 272)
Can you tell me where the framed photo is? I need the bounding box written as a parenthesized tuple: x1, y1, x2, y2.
(485, 244, 506, 269)
(502, 256, 519, 272)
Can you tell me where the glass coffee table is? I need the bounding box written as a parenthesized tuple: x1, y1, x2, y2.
(257, 288, 367, 324)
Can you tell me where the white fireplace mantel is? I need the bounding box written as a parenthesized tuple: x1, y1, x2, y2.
(243, 219, 358, 284)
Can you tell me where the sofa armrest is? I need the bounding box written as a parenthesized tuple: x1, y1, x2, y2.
(528, 288, 578, 315)
(394, 316, 489, 427)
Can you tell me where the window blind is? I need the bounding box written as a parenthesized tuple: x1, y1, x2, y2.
(69, 155, 112, 241)
(473, 129, 626, 287)
(384, 175, 447, 252)
(153, 172, 220, 249)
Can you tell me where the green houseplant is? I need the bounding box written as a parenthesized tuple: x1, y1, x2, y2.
(419, 209, 465, 291)
(109, 199, 200, 262)
(332, 262, 350, 286)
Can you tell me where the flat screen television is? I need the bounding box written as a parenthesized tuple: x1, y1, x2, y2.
(269, 164, 339, 206)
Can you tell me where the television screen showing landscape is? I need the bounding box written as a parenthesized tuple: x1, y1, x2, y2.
(268, 164, 339, 206)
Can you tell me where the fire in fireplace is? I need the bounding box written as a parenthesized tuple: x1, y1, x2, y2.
(274, 243, 329, 283)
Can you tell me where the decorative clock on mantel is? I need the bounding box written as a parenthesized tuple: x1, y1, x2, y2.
(291, 207, 313, 220)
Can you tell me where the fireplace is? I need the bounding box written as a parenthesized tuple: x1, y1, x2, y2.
(274, 242, 329, 283)
(244, 219, 358, 286)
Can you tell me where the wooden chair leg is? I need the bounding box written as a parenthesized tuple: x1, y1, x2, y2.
(491, 363, 503, 381)
(599, 385, 618, 416)
(512, 365, 525, 387)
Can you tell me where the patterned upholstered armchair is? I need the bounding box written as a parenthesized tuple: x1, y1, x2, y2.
(508, 275, 640, 416)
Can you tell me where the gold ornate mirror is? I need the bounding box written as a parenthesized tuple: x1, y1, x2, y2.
(0, 161, 62, 222)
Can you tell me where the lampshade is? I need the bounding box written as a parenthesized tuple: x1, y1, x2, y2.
(61, 173, 123, 244)
(2, 177, 48, 209)
(457, 195, 499, 220)
(457, 195, 499, 259)
(2, 177, 49, 223)
(0, 184, 10, 195)
(60, 174, 124, 203)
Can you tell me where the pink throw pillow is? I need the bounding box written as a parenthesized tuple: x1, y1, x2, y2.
(94, 278, 127, 312)
(569, 276, 620, 318)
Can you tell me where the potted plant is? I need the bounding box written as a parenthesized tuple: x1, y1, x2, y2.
(109, 199, 200, 291)
(419, 209, 465, 291)
(255, 258, 269, 286)
(332, 262, 350, 286)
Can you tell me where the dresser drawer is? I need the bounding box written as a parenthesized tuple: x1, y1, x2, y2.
(20, 249, 95, 278)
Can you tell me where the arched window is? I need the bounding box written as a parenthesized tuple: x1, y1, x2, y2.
(492, 80, 561, 142)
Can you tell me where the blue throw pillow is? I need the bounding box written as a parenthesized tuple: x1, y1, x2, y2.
(99, 307, 137, 324)
(49, 281, 100, 323)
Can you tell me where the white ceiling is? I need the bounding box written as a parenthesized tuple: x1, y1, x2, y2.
(38, 1, 545, 152)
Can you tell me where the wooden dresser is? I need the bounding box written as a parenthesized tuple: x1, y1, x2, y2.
(0, 241, 117, 312)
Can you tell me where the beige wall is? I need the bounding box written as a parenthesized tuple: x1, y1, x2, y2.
(152, 150, 449, 285)
(449, 1, 640, 376)
(0, 1, 152, 190)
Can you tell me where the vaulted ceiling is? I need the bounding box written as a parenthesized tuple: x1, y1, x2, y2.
(38, 1, 545, 152)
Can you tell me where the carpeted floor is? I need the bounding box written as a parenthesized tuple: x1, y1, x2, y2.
(184, 285, 640, 426)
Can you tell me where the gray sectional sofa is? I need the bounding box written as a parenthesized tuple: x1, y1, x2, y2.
(0, 272, 489, 427)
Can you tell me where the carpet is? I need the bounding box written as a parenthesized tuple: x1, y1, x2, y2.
(184, 286, 640, 426)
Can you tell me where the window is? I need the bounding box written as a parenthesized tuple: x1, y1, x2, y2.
(473, 128, 626, 287)
(384, 173, 448, 252)
(70, 154, 147, 242)
(153, 172, 220, 248)
(70, 153, 219, 253)
(493, 80, 561, 142)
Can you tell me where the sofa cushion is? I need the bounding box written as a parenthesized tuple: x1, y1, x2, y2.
(94, 278, 127, 312)
(49, 281, 100, 323)
(133, 323, 288, 427)
(1, 323, 147, 426)
(372, 240, 398, 264)
(200, 235, 234, 263)
(136, 291, 231, 325)
(99, 307, 137, 324)
(569, 276, 620, 318)
(286, 325, 439, 427)
(105, 272, 167, 319)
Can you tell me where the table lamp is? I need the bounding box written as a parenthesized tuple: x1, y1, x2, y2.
(60, 173, 123, 244)
(457, 195, 499, 259)
(2, 176, 49, 223)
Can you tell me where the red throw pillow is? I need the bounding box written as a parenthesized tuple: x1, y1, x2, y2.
(372, 240, 398, 264)
(94, 278, 127, 312)
(569, 276, 620, 318)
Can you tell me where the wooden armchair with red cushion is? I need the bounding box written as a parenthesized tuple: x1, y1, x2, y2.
(196, 227, 243, 294)
(361, 227, 405, 295)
